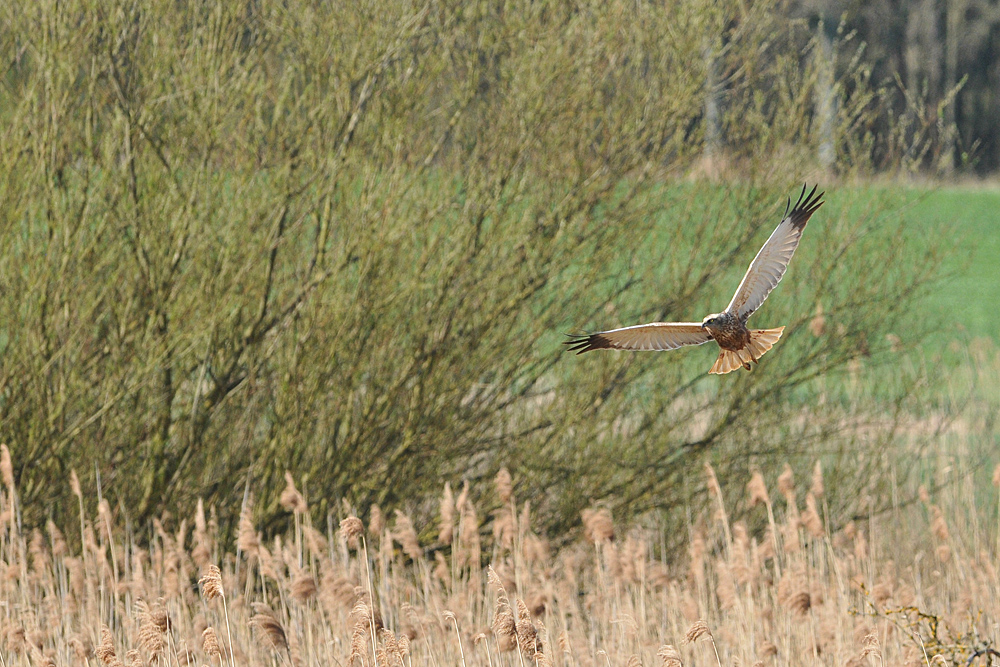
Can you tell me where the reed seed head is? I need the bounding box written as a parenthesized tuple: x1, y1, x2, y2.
(369, 504, 385, 536)
(202, 627, 222, 659)
(1, 444, 13, 490)
(439, 482, 455, 546)
(96, 627, 123, 667)
(237, 495, 259, 556)
(683, 620, 712, 644)
(340, 516, 364, 547)
(280, 471, 307, 513)
(69, 469, 82, 498)
(199, 564, 224, 601)
(657, 645, 683, 667)
(704, 463, 721, 498)
(496, 467, 513, 504)
(811, 460, 824, 497)
(747, 471, 769, 507)
(581, 507, 614, 544)
(777, 464, 795, 501)
(250, 604, 289, 653)
(393, 510, 423, 561)
(860, 629, 882, 661)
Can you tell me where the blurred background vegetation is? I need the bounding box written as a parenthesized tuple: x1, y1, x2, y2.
(0, 0, 996, 548)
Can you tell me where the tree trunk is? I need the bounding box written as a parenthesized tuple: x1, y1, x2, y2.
(815, 19, 836, 171)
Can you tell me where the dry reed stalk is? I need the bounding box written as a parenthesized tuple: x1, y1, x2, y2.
(802, 493, 824, 538)
(777, 464, 796, 508)
(96, 627, 124, 667)
(443, 611, 467, 667)
(995, 463, 1000, 558)
(488, 566, 518, 654)
(0, 444, 13, 492)
(398, 635, 411, 667)
(369, 505, 385, 537)
(714, 558, 737, 611)
(341, 516, 364, 548)
(656, 645, 682, 667)
(250, 603, 290, 666)
(199, 564, 235, 667)
(928, 505, 952, 563)
(69, 635, 94, 662)
(515, 599, 540, 660)
(474, 633, 495, 667)
(193, 498, 212, 568)
(439, 482, 455, 546)
(496, 468, 513, 504)
(860, 629, 883, 667)
(392, 511, 422, 561)
(46, 520, 66, 559)
(349, 598, 371, 664)
(688, 527, 706, 592)
(811, 461, 824, 497)
(747, 470, 781, 577)
(237, 495, 260, 558)
(493, 507, 515, 550)
(380, 629, 407, 667)
(747, 471, 769, 507)
(704, 463, 732, 549)
(29, 647, 56, 667)
(135, 599, 165, 660)
(280, 472, 307, 514)
(458, 496, 481, 570)
(730, 522, 751, 586)
(581, 508, 614, 544)
(683, 620, 722, 667)
(456, 481, 469, 515)
(342, 516, 379, 667)
(291, 570, 318, 602)
(97, 499, 119, 584)
(203, 627, 222, 665)
(433, 551, 449, 583)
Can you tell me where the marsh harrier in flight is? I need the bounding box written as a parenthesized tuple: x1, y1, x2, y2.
(565, 184, 824, 374)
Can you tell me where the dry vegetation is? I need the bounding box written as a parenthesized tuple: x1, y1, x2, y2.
(1, 445, 997, 667)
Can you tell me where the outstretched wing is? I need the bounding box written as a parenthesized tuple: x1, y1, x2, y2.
(725, 184, 824, 321)
(564, 322, 712, 354)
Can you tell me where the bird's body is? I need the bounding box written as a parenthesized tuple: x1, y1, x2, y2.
(702, 311, 748, 351)
(565, 185, 824, 374)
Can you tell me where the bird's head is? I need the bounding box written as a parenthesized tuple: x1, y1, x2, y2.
(701, 313, 723, 330)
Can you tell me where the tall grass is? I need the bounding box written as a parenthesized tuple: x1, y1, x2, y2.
(0, 447, 997, 667)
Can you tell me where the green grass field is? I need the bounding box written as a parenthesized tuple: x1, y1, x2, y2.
(907, 185, 1000, 343)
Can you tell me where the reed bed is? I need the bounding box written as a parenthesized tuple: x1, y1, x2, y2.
(0, 452, 997, 667)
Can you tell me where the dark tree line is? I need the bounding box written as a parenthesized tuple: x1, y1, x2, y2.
(791, 0, 1000, 173)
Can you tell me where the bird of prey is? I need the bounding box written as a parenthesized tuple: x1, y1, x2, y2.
(565, 184, 824, 374)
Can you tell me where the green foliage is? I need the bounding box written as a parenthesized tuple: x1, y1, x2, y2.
(0, 0, 954, 539)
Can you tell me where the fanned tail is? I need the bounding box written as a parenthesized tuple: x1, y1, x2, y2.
(708, 327, 785, 375)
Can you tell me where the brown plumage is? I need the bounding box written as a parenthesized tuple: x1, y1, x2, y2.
(565, 184, 824, 374)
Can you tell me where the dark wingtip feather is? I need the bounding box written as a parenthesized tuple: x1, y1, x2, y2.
(563, 332, 609, 354)
(787, 183, 824, 229)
